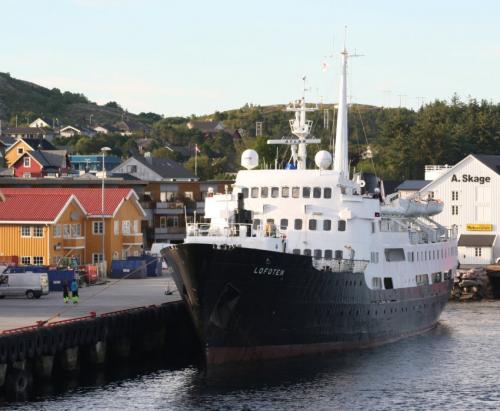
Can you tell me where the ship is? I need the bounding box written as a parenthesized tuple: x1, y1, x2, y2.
(163, 47, 458, 366)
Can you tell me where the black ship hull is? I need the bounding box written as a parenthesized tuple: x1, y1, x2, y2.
(163, 243, 452, 365)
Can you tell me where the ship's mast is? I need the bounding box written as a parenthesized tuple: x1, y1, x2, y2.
(334, 48, 349, 176)
(268, 77, 320, 170)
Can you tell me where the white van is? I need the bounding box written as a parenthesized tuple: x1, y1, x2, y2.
(0, 272, 50, 299)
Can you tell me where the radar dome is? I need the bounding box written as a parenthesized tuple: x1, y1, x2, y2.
(314, 150, 332, 170)
(241, 149, 259, 170)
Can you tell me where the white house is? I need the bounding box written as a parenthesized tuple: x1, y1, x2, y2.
(419, 154, 500, 265)
(29, 117, 51, 128)
(59, 125, 82, 138)
(93, 125, 109, 134)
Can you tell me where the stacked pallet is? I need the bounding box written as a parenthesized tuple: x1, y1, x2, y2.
(451, 267, 493, 301)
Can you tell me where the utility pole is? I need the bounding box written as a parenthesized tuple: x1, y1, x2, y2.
(397, 94, 407, 108)
(323, 109, 329, 129)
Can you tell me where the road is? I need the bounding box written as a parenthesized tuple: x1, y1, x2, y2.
(0, 276, 180, 331)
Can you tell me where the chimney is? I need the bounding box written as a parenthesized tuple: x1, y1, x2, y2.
(144, 151, 152, 164)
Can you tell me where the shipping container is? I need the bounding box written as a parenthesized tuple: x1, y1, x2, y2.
(127, 255, 161, 277)
(110, 260, 147, 279)
(46, 270, 75, 292)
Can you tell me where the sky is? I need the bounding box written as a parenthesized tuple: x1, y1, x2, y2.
(0, 0, 499, 116)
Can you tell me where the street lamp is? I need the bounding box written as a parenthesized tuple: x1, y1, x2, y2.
(100, 146, 112, 280)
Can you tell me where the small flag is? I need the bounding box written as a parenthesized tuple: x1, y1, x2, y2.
(195, 144, 201, 153)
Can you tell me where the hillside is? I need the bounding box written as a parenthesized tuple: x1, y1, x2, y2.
(0, 72, 157, 128)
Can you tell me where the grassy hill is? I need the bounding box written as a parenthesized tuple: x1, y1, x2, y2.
(0, 72, 156, 128)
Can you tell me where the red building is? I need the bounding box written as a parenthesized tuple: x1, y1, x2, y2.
(12, 150, 68, 178)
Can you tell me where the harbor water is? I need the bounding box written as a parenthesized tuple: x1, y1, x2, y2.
(5, 301, 500, 410)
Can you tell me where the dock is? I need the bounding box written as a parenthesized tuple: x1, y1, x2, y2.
(0, 277, 180, 331)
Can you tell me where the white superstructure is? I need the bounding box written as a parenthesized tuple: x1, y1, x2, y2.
(186, 47, 458, 290)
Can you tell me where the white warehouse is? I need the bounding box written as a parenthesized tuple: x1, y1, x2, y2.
(418, 154, 500, 265)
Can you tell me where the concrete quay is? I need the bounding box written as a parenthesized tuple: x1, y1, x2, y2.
(0, 277, 180, 331)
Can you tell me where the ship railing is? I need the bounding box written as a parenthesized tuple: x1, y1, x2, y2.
(186, 223, 285, 239)
(312, 258, 369, 273)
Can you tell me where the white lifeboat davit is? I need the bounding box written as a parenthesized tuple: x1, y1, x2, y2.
(380, 195, 444, 217)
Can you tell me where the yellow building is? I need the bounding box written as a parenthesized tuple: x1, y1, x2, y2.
(0, 188, 145, 270)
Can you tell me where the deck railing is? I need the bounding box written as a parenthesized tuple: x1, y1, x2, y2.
(186, 222, 285, 239)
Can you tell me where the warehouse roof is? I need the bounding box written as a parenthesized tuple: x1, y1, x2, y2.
(458, 234, 496, 247)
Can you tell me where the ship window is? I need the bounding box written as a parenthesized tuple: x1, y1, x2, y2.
(280, 219, 288, 230)
(314, 249, 322, 259)
(323, 219, 331, 231)
(251, 187, 259, 198)
(383, 277, 394, 290)
(292, 249, 300, 255)
(242, 188, 249, 198)
(416, 274, 429, 286)
(335, 250, 343, 260)
(292, 187, 300, 198)
(294, 219, 303, 230)
(266, 219, 275, 225)
(432, 272, 442, 283)
(370, 252, 379, 263)
(444, 270, 452, 280)
(303, 187, 311, 198)
(338, 220, 346, 231)
(282, 187, 289, 198)
(303, 249, 311, 256)
(271, 187, 279, 198)
(252, 219, 261, 230)
(324, 188, 332, 199)
(384, 248, 405, 262)
(309, 219, 317, 230)
(324, 250, 333, 259)
(313, 187, 321, 198)
(261, 187, 268, 198)
(372, 277, 382, 290)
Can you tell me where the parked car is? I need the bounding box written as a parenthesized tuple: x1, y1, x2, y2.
(0, 272, 50, 299)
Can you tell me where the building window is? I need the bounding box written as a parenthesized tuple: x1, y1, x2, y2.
(323, 220, 331, 231)
(251, 187, 259, 198)
(23, 157, 31, 167)
(324, 250, 333, 259)
(93, 221, 104, 235)
(21, 226, 31, 237)
(54, 224, 62, 237)
(113, 251, 119, 260)
(452, 191, 458, 201)
(309, 219, 317, 230)
(21, 256, 31, 265)
(114, 220, 119, 235)
(261, 187, 268, 198)
(338, 220, 346, 231)
(167, 216, 179, 228)
(128, 165, 137, 173)
(475, 247, 482, 257)
(23, 173, 31, 178)
(280, 219, 288, 230)
(33, 256, 44, 265)
(71, 224, 81, 237)
(17, 148, 23, 154)
(92, 253, 103, 263)
(122, 220, 131, 235)
(282, 187, 289, 198)
(324, 188, 332, 199)
(451, 205, 459, 215)
(133, 220, 139, 234)
(302, 187, 311, 198)
(313, 187, 321, 198)
(33, 226, 44, 237)
(184, 191, 194, 200)
(160, 216, 167, 229)
(63, 224, 71, 237)
(292, 187, 300, 198)
(294, 219, 303, 230)
(271, 187, 279, 198)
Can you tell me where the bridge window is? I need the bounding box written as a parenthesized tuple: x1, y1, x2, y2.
(314, 249, 322, 259)
(303, 249, 311, 256)
(251, 187, 259, 198)
(292, 249, 300, 255)
(324, 188, 332, 199)
(385, 248, 405, 262)
(338, 220, 346, 231)
(324, 250, 333, 259)
(303, 187, 311, 198)
(432, 272, 442, 283)
(242, 188, 249, 198)
(309, 219, 317, 230)
(294, 219, 303, 230)
(416, 274, 429, 286)
(280, 219, 288, 230)
(313, 187, 321, 198)
(261, 187, 268, 198)
(271, 187, 279, 198)
(292, 187, 300, 198)
(335, 250, 343, 260)
(252, 219, 261, 230)
(282, 187, 289, 198)
(323, 219, 331, 231)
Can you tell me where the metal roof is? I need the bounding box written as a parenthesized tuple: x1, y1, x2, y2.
(458, 234, 496, 247)
(396, 180, 431, 191)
